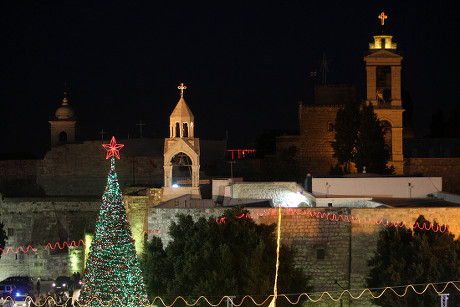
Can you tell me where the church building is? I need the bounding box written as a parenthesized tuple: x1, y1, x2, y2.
(277, 12, 404, 175)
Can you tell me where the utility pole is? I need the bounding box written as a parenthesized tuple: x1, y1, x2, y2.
(228, 160, 236, 178)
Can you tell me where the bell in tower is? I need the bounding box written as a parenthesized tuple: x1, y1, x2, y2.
(363, 13, 404, 174)
(163, 83, 201, 201)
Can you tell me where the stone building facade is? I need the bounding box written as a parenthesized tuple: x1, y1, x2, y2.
(277, 20, 405, 176)
(1, 183, 460, 307)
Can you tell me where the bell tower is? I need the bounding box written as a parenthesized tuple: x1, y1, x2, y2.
(364, 12, 404, 174)
(163, 83, 201, 200)
(49, 91, 77, 147)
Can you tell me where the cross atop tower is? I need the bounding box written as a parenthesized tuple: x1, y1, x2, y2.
(136, 120, 146, 138)
(178, 82, 187, 97)
(378, 12, 387, 25)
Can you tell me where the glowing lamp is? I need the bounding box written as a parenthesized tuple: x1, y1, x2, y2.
(171, 183, 179, 188)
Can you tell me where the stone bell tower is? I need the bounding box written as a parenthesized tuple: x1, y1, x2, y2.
(163, 83, 201, 200)
(49, 91, 78, 147)
(364, 12, 404, 174)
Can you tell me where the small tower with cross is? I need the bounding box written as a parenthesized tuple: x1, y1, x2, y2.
(364, 12, 404, 174)
(49, 89, 78, 147)
(163, 83, 201, 200)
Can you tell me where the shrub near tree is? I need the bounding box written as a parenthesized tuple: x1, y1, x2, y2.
(367, 215, 460, 306)
(142, 206, 310, 306)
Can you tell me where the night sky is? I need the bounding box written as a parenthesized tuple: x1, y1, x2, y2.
(2, 1, 459, 157)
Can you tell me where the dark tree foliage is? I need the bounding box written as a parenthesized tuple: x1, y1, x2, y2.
(331, 100, 360, 173)
(141, 206, 310, 306)
(354, 103, 390, 174)
(331, 102, 392, 174)
(367, 215, 460, 306)
(0, 222, 7, 260)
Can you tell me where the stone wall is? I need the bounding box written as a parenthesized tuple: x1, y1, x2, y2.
(349, 207, 460, 306)
(38, 142, 164, 196)
(314, 84, 356, 106)
(0, 159, 42, 196)
(0, 198, 100, 281)
(296, 104, 339, 175)
(405, 158, 460, 194)
(147, 206, 460, 307)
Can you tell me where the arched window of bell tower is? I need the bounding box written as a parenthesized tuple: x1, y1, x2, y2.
(59, 131, 67, 143)
(175, 122, 180, 137)
(183, 123, 188, 137)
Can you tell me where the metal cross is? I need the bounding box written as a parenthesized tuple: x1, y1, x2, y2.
(136, 120, 146, 138)
(99, 129, 106, 142)
(378, 12, 387, 25)
(178, 82, 187, 97)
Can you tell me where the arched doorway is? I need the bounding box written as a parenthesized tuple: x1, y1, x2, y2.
(59, 131, 68, 143)
(170, 152, 193, 186)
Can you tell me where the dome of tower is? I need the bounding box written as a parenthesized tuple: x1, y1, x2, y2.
(55, 96, 75, 119)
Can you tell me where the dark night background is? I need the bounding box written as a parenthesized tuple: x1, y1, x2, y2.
(1, 1, 459, 157)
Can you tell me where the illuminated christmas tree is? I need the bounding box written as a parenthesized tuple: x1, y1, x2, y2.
(79, 136, 148, 306)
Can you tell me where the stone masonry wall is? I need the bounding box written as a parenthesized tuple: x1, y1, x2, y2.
(38, 142, 163, 196)
(405, 158, 460, 194)
(0, 198, 99, 281)
(348, 207, 460, 306)
(0, 159, 42, 196)
(148, 206, 460, 307)
(297, 105, 339, 175)
(148, 207, 350, 307)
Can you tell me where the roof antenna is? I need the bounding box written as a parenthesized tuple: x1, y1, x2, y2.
(320, 53, 329, 85)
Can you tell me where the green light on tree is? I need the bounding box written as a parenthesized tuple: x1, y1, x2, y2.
(79, 137, 148, 306)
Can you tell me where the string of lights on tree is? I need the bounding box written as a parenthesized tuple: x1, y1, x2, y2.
(78, 136, 148, 307)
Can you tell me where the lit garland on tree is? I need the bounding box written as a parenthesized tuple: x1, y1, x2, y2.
(79, 136, 148, 307)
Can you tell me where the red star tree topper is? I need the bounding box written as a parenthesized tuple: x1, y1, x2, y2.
(102, 136, 124, 159)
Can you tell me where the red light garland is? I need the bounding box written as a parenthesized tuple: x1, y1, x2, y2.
(2, 207, 459, 255)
